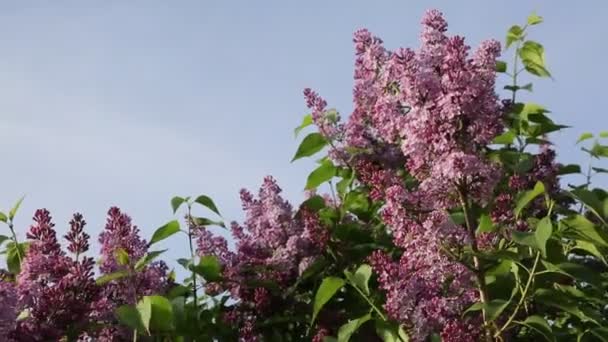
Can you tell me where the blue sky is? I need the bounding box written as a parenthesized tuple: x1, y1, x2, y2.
(0, 1, 606, 269)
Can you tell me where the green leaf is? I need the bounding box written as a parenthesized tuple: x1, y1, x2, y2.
(167, 284, 189, 299)
(493, 130, 516, 145)
(449, 212, 465, 225)
(506, 25, 524, 48)
(590, 143, 608, 158)
(135, 250, 167, 271)
(116, 305, 146, 333)
(521, 83, 533, 92)
(527, 12, 543, 25)
(519, 41, 551, 78)
(535, 217, 552, 257)
(16, 309, 30, 321)
(96, 270, 129, 285)
(515, 181, 545, 218)
(146, 295, 174, 332)
(191, 255, 222, 281)
(115, 248, 130, 266)
(535, 288, 600, 324)
(463, 302, 484, 316)
(192, 217, 225, 228)
(592, 167, 608, 174)
(345, 264, 372, 296)
(336, 170, 355, 196)
(177, 258, 192, 270)
(305, 160, 337, 190)
(540, 262, 603, 289)
(523, 60, 551, 78)
(294, 114, 313, 137)
(0, 212, 7, 223)
(311, 277, 345, 325)
(194, 195, 221, 216)
(171, 196, 186, 214)
(292, 133, 327, 162)
(557, 164, 581, 175)
(9, 196, 24, 221)
(150, 220, 180, 245)
(573, 240, 606, 264)
(516, 315, 555, 342)
(300, 195, 327, 212)
(495, 60, 507, 73)
(0, 235, 9, 246)
(561, 214, 608, 247)
(343, 191, 369, 216)
(375, 320, 409, 342)
(476, 214, 495, 234)
(577, 132, 594, 144)
(485, 299, 509, 322)
(7, 242, 27, 275)
(137, 297, 153, 334)
(429, 334, 441, 342)
(600, 131, 608, 138)
(590, 328, 608, 342)
(569, 189, 606, 224)
(511, 231, 538, 249)
(337, 313, 371, 342)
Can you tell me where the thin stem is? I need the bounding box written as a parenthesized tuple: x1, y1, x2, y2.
(510, 40, 521, 104)
(348, 280, 387, 321)
(328, 180, 338, 205)
(457, 187, 493, 341)
(495, 252, 541, 337)
(186, 204, 199, 312)
(580, 153, 593, 214)
(128, 267, 139, 341)
(8, 220, 22, 264)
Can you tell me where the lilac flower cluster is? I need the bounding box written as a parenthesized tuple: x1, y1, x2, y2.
(195, 176, 328, 340)
(98, 207, 171, 309)
(12, 209, 101, 341)
(0, 277, 17, 340)
(371, 184, 480, 341)
(303, 9, 505, 341)
(0, 207, 169, 341)
(306, 9, 504, 206)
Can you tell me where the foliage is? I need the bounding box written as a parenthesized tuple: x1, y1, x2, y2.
(0, 8, 607, 342)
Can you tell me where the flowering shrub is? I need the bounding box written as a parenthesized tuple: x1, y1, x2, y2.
(1, 8, 608, 342)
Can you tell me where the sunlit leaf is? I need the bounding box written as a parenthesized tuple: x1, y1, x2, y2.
(337, 313, 371, 342)
(194, 195, 221, 216)
(305, 160, 337, 190)
(150, 220, 180, 245)
(311, 277, 345, 325)
(294, 114, 313, 137)
(170, 196, 186, 214)
(292, 133, 327, 162)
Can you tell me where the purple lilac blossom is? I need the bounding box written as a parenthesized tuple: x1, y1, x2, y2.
(195, 176, 328, 340)
(12, 210, 101, 341)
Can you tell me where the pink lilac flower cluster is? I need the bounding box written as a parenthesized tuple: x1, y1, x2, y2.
(10, 210, 101, 341)
(0, 207, 170, 341)
(303, 88, 344, 141)
(306, 9, 504, 206)
(98, 207, 171, 310)
(371, 184, 480, 341)
(0, 276, 17, 341)
(304, 9, 505, 341)
(195, 176, 329, 341)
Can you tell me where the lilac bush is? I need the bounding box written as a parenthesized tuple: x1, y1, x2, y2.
(0, 8, 607, 342)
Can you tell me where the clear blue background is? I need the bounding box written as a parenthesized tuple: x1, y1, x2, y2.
(0, 1, 606, 269)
